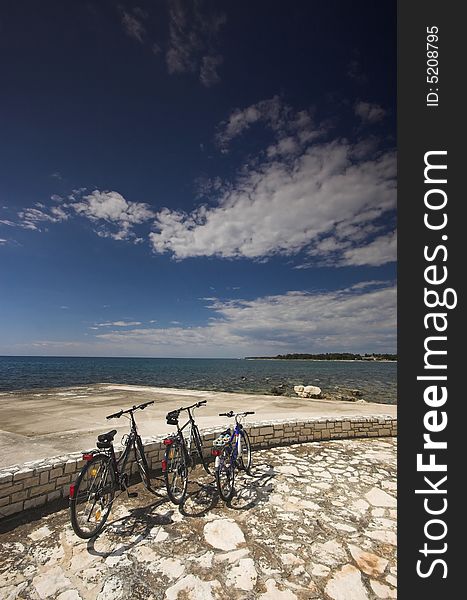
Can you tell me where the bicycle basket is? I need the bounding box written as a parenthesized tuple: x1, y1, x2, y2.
(213, 433, 231, 447)
(166, 410, 179, 425)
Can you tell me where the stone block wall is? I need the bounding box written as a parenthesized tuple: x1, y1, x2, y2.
(0, 414, 396, 519)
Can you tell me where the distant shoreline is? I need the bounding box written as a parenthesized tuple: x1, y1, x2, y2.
(244, 358, 397, 362)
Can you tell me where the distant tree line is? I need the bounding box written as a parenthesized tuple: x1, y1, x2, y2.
(245, 353, 397, 361)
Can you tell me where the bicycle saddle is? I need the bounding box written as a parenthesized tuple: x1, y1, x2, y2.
(97, 430, 117, 448)
(166, 410, 179, 425)
(98, 430, 117, 443)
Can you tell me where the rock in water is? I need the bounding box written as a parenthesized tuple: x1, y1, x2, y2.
(303, 385, 321, 397)
(294, 384, 321, 398)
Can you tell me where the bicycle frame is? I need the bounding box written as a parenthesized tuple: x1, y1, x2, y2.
(175, 408, 208, 470)
(226, 419, 244, 461)
(98, 410, 147, 488)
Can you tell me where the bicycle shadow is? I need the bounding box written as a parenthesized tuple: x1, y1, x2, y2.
(180, 462, 276, 516)
(86, 493, 172, 558)
(179, 474, 219, 518)
(227, 462, 276, 511)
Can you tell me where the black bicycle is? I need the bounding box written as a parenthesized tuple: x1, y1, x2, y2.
(162, 400, 210, 505)
(213, 410, 255, 502)
(69, 400, 154, 539)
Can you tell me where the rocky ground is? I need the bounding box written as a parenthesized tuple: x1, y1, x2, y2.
(0, 437, 397, 600)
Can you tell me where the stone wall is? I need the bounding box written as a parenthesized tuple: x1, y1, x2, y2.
(0, 414, 396, 519)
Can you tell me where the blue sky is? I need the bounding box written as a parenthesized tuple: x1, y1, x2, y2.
(0, 0, 396, 357)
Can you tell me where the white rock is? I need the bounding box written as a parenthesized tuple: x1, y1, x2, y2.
(280, 553, 304, 566)
(214, 548, 249, 564)
(0, 582, 28, 600)
(165, 575, 219, 600)
(105, 554, 132, 568)
(158, 558, 185, 580)
(365, 488, 397, 508)
(69, 547, 96, 573)
(226, 558, 257, 591)
(294, 384, 321, 397)
(303, 385, 321, 396)
(311, 563, 330, 577)
(259, 579, 298, 599)
(275, 465, 300, 477)
(370, 580, 397, 598)
(367, 530, 397, 546)
(96, 577, 124, 600)
(151, 527, 169, 542)
(350, 501, 368, 515)
(203, 519, 245, 551)
(334, 523, 357, 533)
(310, 540, 347, 566)
(56, 592, 82, 600)
(29, 526, 53, 542)
(325, 564, 369, 600)
(348, 545, 388, 577)
(192, 551, 214, 568)
(33, 567, 72, 599)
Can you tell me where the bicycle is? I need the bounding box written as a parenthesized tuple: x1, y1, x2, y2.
(162, 400, 210, 505)
(69, 400, 154, 539)
(213, 410, 255, 502)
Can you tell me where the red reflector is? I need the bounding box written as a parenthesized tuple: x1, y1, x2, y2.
(163, 438, 173, 446)
(211, 449, 221, 456)
(69, 484, 75, 498)
(82, 453, 93, 461)
(161, 459, 167, 472)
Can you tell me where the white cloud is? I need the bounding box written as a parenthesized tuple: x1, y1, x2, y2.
(72, 190, 154, 241)
(91, 283, 396, 356)
(200, 54, 223, 87)
(10, 283, 395, 357)
(216, 96, 288, 151)
(0, 238, 7, 245)
(96, 321, 143, 327)
(17, 205, 69, 231)
(166, 0, 226, 86)
(149, 139, 396, 263)
(120, 10, 146, 43)
(340, 231, 397, 266)
(354, 101, 387, 123)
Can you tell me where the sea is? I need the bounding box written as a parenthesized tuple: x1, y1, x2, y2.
(0, 356, 396, 404)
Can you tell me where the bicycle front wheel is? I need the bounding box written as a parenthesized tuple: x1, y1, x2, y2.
(237, 429, 252, 473)
(164, 440, 188, 505)
(135, 437, 151, 489)
(70, 454, 115, 539)
(215, 445, 235, 502)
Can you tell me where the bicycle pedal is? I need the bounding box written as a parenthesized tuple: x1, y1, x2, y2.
(127, 492, 138, 498)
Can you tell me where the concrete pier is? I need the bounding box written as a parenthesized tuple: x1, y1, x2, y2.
(0, 383, 396, 468)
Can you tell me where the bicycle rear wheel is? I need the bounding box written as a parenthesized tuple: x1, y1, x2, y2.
(215, 444, 235, 502)
(164, 440, 188, 505)
(70, 454, 115, 539)
(236, 429, 252, 473)
(135, 437, 151, 489)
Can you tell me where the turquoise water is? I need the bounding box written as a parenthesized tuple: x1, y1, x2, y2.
(0, 356, 396, 404)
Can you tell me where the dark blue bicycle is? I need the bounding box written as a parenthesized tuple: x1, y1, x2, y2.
(213, 410, 255, 502)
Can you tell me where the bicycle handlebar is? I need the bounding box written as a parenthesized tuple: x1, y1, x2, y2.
(177, 400, 207, 412)
(106, 400, 154, 420)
